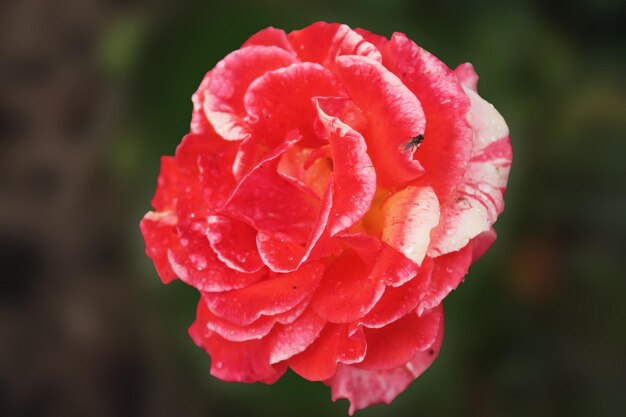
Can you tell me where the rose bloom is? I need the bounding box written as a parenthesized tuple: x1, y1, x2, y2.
(140, 22, 511, 413)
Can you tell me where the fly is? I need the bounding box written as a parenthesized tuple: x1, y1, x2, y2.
(403, 134, 424, 151)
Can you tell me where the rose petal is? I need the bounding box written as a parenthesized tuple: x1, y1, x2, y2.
(288, 22, 382, 68)
(359, 259, 434, 328)
(202, 262, 325, 325)
(327, 312, 444, 415)
(205, 215, 264, 273)
(313, 97, 376, 235)
(428, 87, 511, 256)
(381, 185, 440, 266)
(368, 243, 421, 287)
(150, 156, 181, 211)
(334, 55, 426, 187)
(266, 308, 327, 364)
(472, 228, 497, 261)
(311, 250, 386, 323)
(357, 306, 442, 371)
(417, 245, 473, 314)
(354, 28, 388, 49)
(188, 325, 287, 384)
(199, 46, 296, 141)
(454, 62, 479, 92)
(289, 324, 367, 381)
(381, 33, 473, 200)
(168, 222, 266, 292)
(243, 62, 345, 157)
(242, 27, 296, 54)
(195, 294, 310, 342)
(139, 211, 179, 283)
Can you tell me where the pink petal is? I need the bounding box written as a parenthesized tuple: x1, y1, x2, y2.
(381, 186, 440, 266)
(359, 259, 434, 328)
(199, 46, 296, 141)
(314, 97, 377, 235)
(288, 22, 382, 68)
(202, 262, 325, 325)
(417, 245, 473, 313)
(266, 308, 327, 364)
(428, 87, 511, 256)
(242, 27, 296, 54)
(327, 313, 444, 414)
(354, 28, 388, 49)
(288, 324, 367, 381)
(334, 55, 426, 187)
(311, 250, 386, 323)
(356, 306, 442, 371)
(453, 62, 479, 92)
(381, 33, 473, 200)
(205, 215, 264, 273)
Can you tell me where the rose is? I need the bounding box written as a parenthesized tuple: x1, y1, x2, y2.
(140, 22, 511, 413)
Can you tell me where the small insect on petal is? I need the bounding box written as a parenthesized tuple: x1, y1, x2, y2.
(402, 134, 424, 151)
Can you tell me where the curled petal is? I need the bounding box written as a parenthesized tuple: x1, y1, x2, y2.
(314, 97, 376, 235)
(205, 215, 264, 273)
(288, 22, 382, 68)
(428, 87, 511, 256)
(140, 211, 179, 283)
(202, 262, 325, 325)
(327, 313, 444, 415)
(200, 46, 296, 140)
(334, 55, 426, 186)
(381, 33, 473, 200)
(356, 306, 442, 370)
(289, 324, 367, 381)
(381, 186, 440, 266)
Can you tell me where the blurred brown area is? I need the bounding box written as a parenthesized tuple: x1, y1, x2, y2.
(1, 0, 625, 416)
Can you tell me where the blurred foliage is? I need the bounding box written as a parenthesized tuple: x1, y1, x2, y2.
(1, 0, 624, 416)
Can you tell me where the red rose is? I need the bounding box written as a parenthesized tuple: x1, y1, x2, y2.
(140, 22, 511, 413)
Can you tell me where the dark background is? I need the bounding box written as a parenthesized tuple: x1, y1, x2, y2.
(1, 0, 625, 416)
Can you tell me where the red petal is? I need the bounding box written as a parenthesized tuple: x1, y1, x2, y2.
(168, 222, 266, 292)
(334, 55, 425, 187)
(357, 306, 442, 371)
(381, 33, 473, 200)
(311, 250, 386, 323)
(150, 156, 181, 211)
(243, 62, 345, 151)
(314, 97, 377, 236)
(266, 308, 327, 364)
(255, 177, 333, 273)
(195, 294, 309, 342)
(242, 27, 295, 54)
(428, 87, 511, 256)
(288, 22, 382, 68)
(189, 328, 287, 384)
(359, 259, 434, 328)
(327, 314, 444, 414)
(202, 262, 325, 325)
(139, 212, 179, 283)
(368, 243, 420, 287)
(200, 46, 296, 140)
(454, 62, 479, 92)
(205, 215, 264, 273)
(288, 324, 366, 381)
(418, 245, 473, 313)
(472, 228, 497, 261)
(381, 185, 440, 266)
(354, 28, 388, 49)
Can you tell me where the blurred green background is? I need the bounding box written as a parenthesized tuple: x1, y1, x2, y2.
(1, 0, 625, 416)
